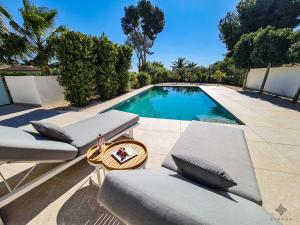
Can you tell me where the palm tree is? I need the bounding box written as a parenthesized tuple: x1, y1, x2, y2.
(1, 0, 65, 74)
(171, 57, 188, 71)
(213, 70, 226, 83)
(186, 61, 198, 69)
(0, 3, 28, 64)
(0, 3, 10, 34)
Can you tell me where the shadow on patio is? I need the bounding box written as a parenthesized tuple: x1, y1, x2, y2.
(0, 104, 39, 117)
(0, 108, 66, 128)
(1, 160, 96, 225)
(57, 185, 124, 225)
(238, 90, 300, 112)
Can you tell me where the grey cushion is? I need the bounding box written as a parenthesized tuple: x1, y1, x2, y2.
(162, 121, 262, 205)
(64, 110, 139, 154)
(31, 121, 73, 142)
(99, 168, 280, 225)
(0, 126, 78, 161)
(172, 154, 237, 189)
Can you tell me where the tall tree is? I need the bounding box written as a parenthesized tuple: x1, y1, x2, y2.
(121, 0, 165, 69)
(237, 0, 300, 33)
(233, 27, 294, 68)
(232, 32, 255, 69)
(218, 11, 242, 51)
(251, 27, 293, 67)
(219, 0, 300, 51)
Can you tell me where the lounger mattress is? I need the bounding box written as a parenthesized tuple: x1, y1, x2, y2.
(99, 168, 280, 225)
(162, 121, 262, 205)
(0, 126, 78, 161)
(64, 110, 139, 154)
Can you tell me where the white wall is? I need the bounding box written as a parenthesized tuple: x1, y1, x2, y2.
(245, 66, 300, 99)
(0, 78, 10, 105)
(245, 68, 266, 90)
(264, 66, 300, 98)
(5, 76, 68, 106)
(5, 76, 42, 105)
(35, 76, 67, 106)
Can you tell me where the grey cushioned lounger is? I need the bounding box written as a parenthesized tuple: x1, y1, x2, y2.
(162, 121, 262, 205)
(0, 110, 139, 162)
(0, 109, 139, 215)
(0, 126, 78, 161)
(99, 121, 279, 225)
(64, 110, 139, 154)
(99, 168, 280, 225)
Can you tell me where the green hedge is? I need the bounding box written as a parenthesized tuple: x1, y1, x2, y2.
(0, 72, 41, 77)
(129, 72, 139, 89)
(57, 31, 133, 106)
(117, 45, 133, 93)
(138, 71, 151, 87)
(57, 31, 97, 107)
(94, 36, 119, 100)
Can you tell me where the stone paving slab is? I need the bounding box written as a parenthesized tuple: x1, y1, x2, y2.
(0, 85, 299, 225)
(200, 85, 300, 225)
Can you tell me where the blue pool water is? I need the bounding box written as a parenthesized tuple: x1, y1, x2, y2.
(113, 86, 240, 124)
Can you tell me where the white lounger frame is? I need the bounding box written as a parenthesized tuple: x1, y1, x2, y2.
(0, 125, 136, 211)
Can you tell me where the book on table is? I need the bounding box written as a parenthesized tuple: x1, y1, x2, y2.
(112, 147, 137, 164)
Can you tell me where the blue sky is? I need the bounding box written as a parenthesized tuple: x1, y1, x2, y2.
(3, 0, 240, 70)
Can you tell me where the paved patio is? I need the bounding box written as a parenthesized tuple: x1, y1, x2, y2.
(0, 85, 299, 225)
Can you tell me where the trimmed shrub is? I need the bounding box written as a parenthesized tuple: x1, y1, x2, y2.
(116, 45, 133, 93)
(289, 41, 300, 64)
(142, 61, 170, 84)
(57, 32, 133, 105)
(195, 71, 210, 83)
(138, 71, 151, 87)
(57, 31, 96, 107)
(129, 72, 139, 89)
(251, 27, 293, 67)
(93, 36, 119, 100)
(0, 72, 41, 77)
(233, 32, 255, 69)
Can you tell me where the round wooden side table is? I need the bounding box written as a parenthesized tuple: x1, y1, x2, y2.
(86, 140, 147, 186)
(102, 140, 148, 171)
(86, 142, 111, 186)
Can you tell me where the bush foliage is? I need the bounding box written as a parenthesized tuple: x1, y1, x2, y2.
(116, 45, 133, 93)
(57, 31, 132, 106)
(142, 61, 170, 83)
(129, 72, 139, 89)
(251, 27, 293, 67)
(138, 71, 151, 87)
(233, 27, 294, 69)
(94, 36, 119, 100)
(57, 31, 96, 107)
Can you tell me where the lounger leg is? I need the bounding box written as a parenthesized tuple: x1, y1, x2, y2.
(0, 215, 4, 225)
(128, 129, 133, 139)
(88, 165, 102, 187)
(95, 166, 101, 187)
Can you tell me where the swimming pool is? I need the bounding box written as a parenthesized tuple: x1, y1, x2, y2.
(113, 86, 240, 124)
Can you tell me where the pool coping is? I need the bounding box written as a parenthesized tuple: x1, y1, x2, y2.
(103, 84, 244, 125)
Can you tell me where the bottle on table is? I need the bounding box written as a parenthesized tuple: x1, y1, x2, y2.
(97, 134, 105, 153)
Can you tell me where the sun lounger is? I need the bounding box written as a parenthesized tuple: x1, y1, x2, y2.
(0, 110, 139, 211)
(98, 121, 280, 225)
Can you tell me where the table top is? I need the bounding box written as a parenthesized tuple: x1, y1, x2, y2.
(86, 142, 112, 166)
(101, 140, 148, 170)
